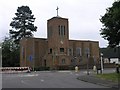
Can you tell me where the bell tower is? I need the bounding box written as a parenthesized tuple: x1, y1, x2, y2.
(47, 8, 69, 69)
(47, 17, 69, 43)
(47, 16, 69, 53)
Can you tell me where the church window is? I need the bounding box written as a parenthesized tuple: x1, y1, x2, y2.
(58, 25, 60, 35)
(60, 48, 64, 52)
(62, 59, 65, 64)
(22, 47, 25, 59)
(50, 48, 52, 54)
(76, 48, 82, 56)
(68, 48, 73, 56)
(64, 26, 65, 35)
(44, 60, 46, 66)
(61, 26, 64, 36)
(85, 48, 90, 57)
(58, 25, 65, 37)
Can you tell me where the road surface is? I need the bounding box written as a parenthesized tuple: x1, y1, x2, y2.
(2, 69, 115, 88)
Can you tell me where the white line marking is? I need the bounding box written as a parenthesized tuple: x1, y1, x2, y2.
(58, 71, 72, 72)
(75, 74, 79, 76)
(83, 71, 91, 74)
(21, 80, 28, 85)
(19, 74, 38, 77)
(40, 79, 44, 82)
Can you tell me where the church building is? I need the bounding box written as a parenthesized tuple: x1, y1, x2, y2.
(20, 9, 100, 70)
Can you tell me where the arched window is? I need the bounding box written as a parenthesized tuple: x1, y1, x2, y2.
(62, 59, 65, 64)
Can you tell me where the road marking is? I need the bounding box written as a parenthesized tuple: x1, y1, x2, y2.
(58, 71, 72, 72)
(83, 71, 91, 74)
(40, 79, 44, 82)
(39, 71, 51, 72)
(19, 74, 38, 77)
(75, 74, 79, 76)
(21, 80, 28, 85)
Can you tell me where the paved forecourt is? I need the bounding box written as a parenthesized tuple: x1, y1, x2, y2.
(2, 70, 112, 88)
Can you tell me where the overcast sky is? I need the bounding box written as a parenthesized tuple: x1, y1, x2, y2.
(0, 0, 114, 47)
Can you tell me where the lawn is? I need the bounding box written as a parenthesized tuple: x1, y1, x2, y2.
(96, 73, 120, 82)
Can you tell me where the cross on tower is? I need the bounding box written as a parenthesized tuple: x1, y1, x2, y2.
(56, 6, 59, 16)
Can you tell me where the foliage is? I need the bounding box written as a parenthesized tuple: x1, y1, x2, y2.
(9, 6, 37, 44)
(100, 1, 120, 48)
(100, 47, 119, 58)
(2, 36, 20, 67)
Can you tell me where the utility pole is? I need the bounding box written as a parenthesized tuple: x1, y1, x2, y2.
(0, 43, 2, 68)
(100, 53, 103, 73)
(0, 44, 2, 90)
(87, 53, 90, 75)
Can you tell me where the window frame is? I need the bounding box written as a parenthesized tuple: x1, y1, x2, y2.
(60, 48, 64, 52)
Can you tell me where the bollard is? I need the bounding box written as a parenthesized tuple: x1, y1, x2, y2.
(75, 66, 78, 72)
(97, 68, 102, 74)
(93, 65, 97, 72)
(116, 64, 119, 73)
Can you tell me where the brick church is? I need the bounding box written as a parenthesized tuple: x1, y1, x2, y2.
(20, 10, 100, 70)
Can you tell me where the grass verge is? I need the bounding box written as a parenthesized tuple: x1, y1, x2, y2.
(96, 73, 120, 82)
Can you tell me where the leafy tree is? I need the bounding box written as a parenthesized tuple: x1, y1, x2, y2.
(2, 36, 20, 67)
(100, 1, 120, 48)
(9, 6, 37, 44)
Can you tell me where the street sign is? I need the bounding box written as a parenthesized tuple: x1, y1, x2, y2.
(29, 55, 33, 61)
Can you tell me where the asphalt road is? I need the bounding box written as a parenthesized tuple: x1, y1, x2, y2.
(2, 69, 115, 88)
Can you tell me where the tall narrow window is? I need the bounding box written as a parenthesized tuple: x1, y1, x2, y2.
(61, 26, 64, 36)
(58, 25, 60, 35)
(85, 48, 90, 57)
(68, 48, 73, 56)
(22, 47, 25, 59)
(50, 48, 52, 54)
(64, 26, 65, 35)
(58, 25, 65, 37)
(76, 48, 82, 56)
(44, 60, 46, 66)
(62, 59, 65, 64)
(80, 48, 82, 56)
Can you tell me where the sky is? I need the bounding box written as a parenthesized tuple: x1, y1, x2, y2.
(0, 0, 114, 47)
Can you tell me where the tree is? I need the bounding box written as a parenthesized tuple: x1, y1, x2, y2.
(100, 1, 120, 48)
(2, 36, 20, 67)
(9, 6, 37, 44)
